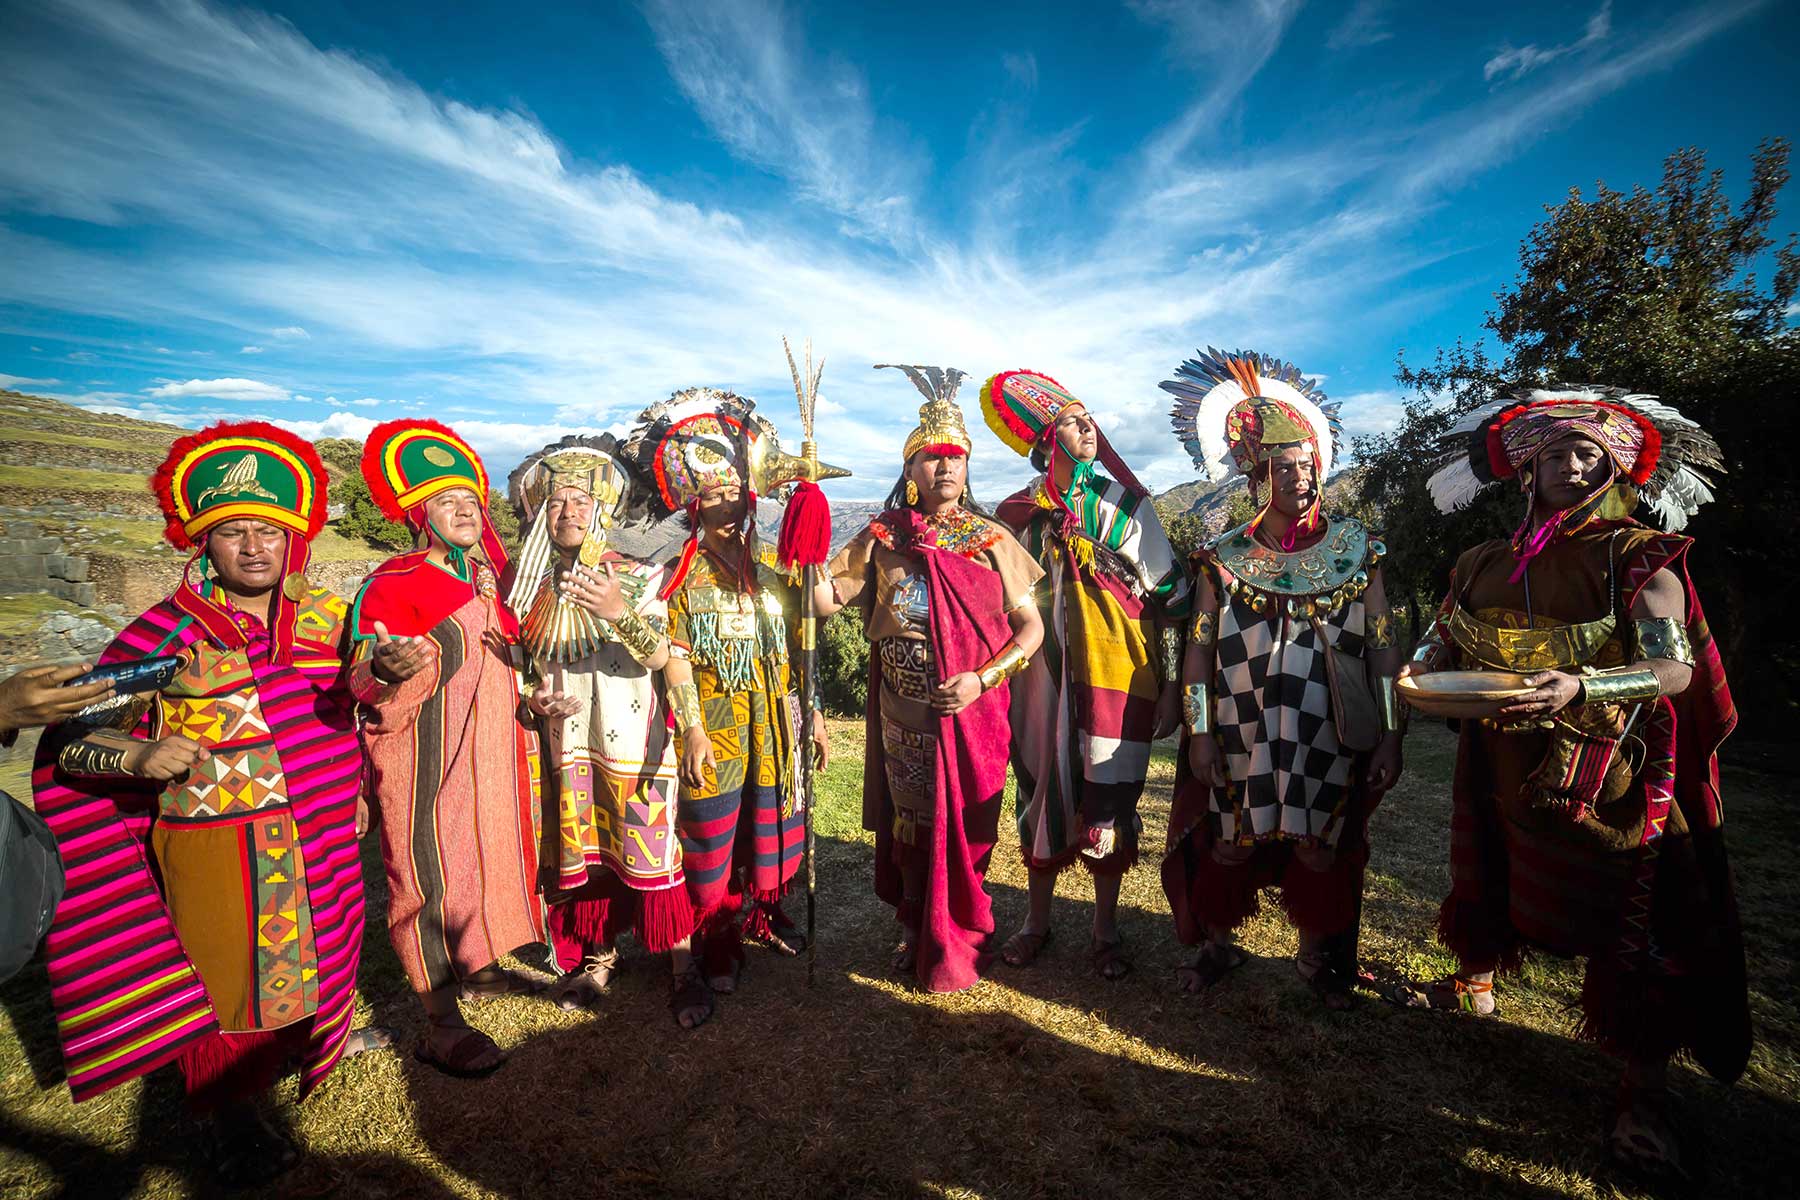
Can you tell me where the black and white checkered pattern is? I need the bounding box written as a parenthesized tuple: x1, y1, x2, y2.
(1211, 592, 1365, 846)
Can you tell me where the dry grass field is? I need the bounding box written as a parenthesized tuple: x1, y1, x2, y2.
(1, 720, 1795, 1199)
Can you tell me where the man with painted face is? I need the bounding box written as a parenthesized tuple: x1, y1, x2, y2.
(622, 390, 828, 1023)
(1158, 350, 1405, 1010)
(506, 436, 700, 1017)
(1399, 387, 1744, 1180)
(32, 423, 395, 1185)
(814, 366, 1044, 993)
(983, 369, 1189, 980)
(352, 420, 547, 1079)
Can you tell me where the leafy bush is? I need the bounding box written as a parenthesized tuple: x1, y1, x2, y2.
(816, 607, 869, 717)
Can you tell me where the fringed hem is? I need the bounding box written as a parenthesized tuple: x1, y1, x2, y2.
(177, 1025, 304, 1114)
(637, 887, 696, 954)
(1081, 845, 1140, 879)
(1435, 895, 1524, 975)
(1185, 858, 1264, 933)
(1577, 964, 1693, 1063)
(1277, 844, 1365, 937)
(1020, 844, 1085, 876)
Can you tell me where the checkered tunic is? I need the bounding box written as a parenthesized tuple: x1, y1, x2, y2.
(1211, 575, 1366, 849)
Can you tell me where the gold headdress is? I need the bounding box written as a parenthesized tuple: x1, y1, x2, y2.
(881, 364, 972, 462)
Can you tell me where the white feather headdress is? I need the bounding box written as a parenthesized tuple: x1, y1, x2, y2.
(1161, 347, 1343, 482)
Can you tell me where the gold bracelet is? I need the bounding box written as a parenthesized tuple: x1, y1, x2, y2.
(1191, 609, 1218, 647)
(667, 680, 704, 733)
(977, 642, 1028, 691)
(611, 607, 665, 663)
(1182, 682, 1213, 735)
(1366, 610, 1398, 651)
(1632, 616, 1692, 666)
(1578, 666, 1661, 705)
(1376, 675, 1402, 734)
(60, 738, 133, 778)
(1158, 624, 1184, 684)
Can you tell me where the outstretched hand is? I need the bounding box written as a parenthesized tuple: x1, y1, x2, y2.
(528, 686, 583, 720)
(372, 620, 435, 684)
(0, 662, 115, 733)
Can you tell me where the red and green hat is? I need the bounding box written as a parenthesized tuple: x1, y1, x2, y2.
(152, 420, 328, 550)
(361, 418, 490, 519)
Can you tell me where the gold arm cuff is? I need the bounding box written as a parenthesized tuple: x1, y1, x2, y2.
(1158, 624, 1184, 684)
(59, 738, 133, 778)
(1191, 609, 1218, 647)
(1632, 616, 1693, 666)
(1366, 610, 1398, 651)
(667, 681, 704, 734)
(1578, 667, 1661, 706)
(978, 642, 1028, 691)
(1182, 682, 1213, 735)
(610, 607, 665, 663)
(1377, 675, 1402, 734)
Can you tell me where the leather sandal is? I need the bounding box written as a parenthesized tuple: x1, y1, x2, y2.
(1000, 926, 1053, 968)
(1089, 934, 1132, 981)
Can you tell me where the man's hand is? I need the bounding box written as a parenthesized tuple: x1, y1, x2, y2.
(0, 662, 115, 734)
(528, 686, 583, 720)
(811, 710, 830, 770)
(1498, 669, 1582, 720)
(131, 735, 209, 784)
(1186, 733, 1227, 789)
(356, 795, 373, 839)
(680, 730, 717, 790)
(1395, 659, 1431, 682)
(1365, 732, 1404, 796)
(931, 671, 984, 715)
(371, 621, 435, 684)
(561, 562, 628, 622)
(1153, 686, 1181, 740)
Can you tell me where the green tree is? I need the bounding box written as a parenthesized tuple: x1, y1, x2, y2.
(1358, 139, 1799, 730)
(816, 607, 869, 716)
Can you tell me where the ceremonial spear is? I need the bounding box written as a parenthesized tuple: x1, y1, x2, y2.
(774, 336, 844, 986)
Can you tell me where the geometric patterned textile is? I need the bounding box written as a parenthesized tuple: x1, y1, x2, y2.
(1210, 583, 1365, 849)
(249, 812, 319, 1026)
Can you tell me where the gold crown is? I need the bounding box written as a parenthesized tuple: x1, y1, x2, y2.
(903, 397, 973, 462)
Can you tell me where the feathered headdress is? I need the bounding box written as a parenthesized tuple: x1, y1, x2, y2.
(1424, 385, 1723, 531)
(1161, 348, 1342, 483)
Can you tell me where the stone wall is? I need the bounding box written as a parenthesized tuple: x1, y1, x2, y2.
(0, 522, 96, 606)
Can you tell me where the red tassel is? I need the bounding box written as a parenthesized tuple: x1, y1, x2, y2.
(637, 886, 697, 953)
(778, 479, 833, 569)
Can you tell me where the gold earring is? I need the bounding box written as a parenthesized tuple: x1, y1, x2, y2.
(905, 479, 919, 505)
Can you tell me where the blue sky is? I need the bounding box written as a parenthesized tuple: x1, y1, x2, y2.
(0, 0, 1794, 499)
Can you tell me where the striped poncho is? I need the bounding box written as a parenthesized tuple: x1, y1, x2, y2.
(997, 470, 1190, 873)
(31, 585, 366, 1103)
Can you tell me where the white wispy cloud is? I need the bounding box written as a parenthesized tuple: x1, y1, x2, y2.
(1485, 1, 1613, 83)
(240, 345, 263, 354)
(147, 377, 291, 401)
(0, 0, 1769, 499)
(0, 373, 62, 388)
(1327, 0, 1394, 51)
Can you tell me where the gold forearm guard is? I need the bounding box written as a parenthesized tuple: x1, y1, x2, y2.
(667, 680, 704, 734)
(1366, 610, 1399, 651)
(1182, 682, 1213, 736)
(1578, 666, 1661, 705)
(1377, 675, 1402, 734)
(978, 642, 1028, 691)
(60, 738, 134, 778)
(611, 607, 665, 663)
(1158, 624, 1184, 684)
(1632, 616, 1692, 666)
(1191, 609, 1218, 647)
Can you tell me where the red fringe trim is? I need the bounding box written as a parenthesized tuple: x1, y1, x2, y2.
(638, 886, 696, 954)
(1434, 895, 1524, 975)
(1277, 842, 1366, 937)
(177, 1026, 301, 1113)
(1184, 852, 1264, 932)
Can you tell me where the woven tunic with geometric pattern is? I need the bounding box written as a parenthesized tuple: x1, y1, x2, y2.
(1204, 517, 1376, 849)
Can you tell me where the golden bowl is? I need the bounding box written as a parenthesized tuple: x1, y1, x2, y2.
(1395, 670, 1536, 719)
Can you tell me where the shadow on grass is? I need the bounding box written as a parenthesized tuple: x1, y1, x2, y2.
(3, 723, 1797, 1199)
